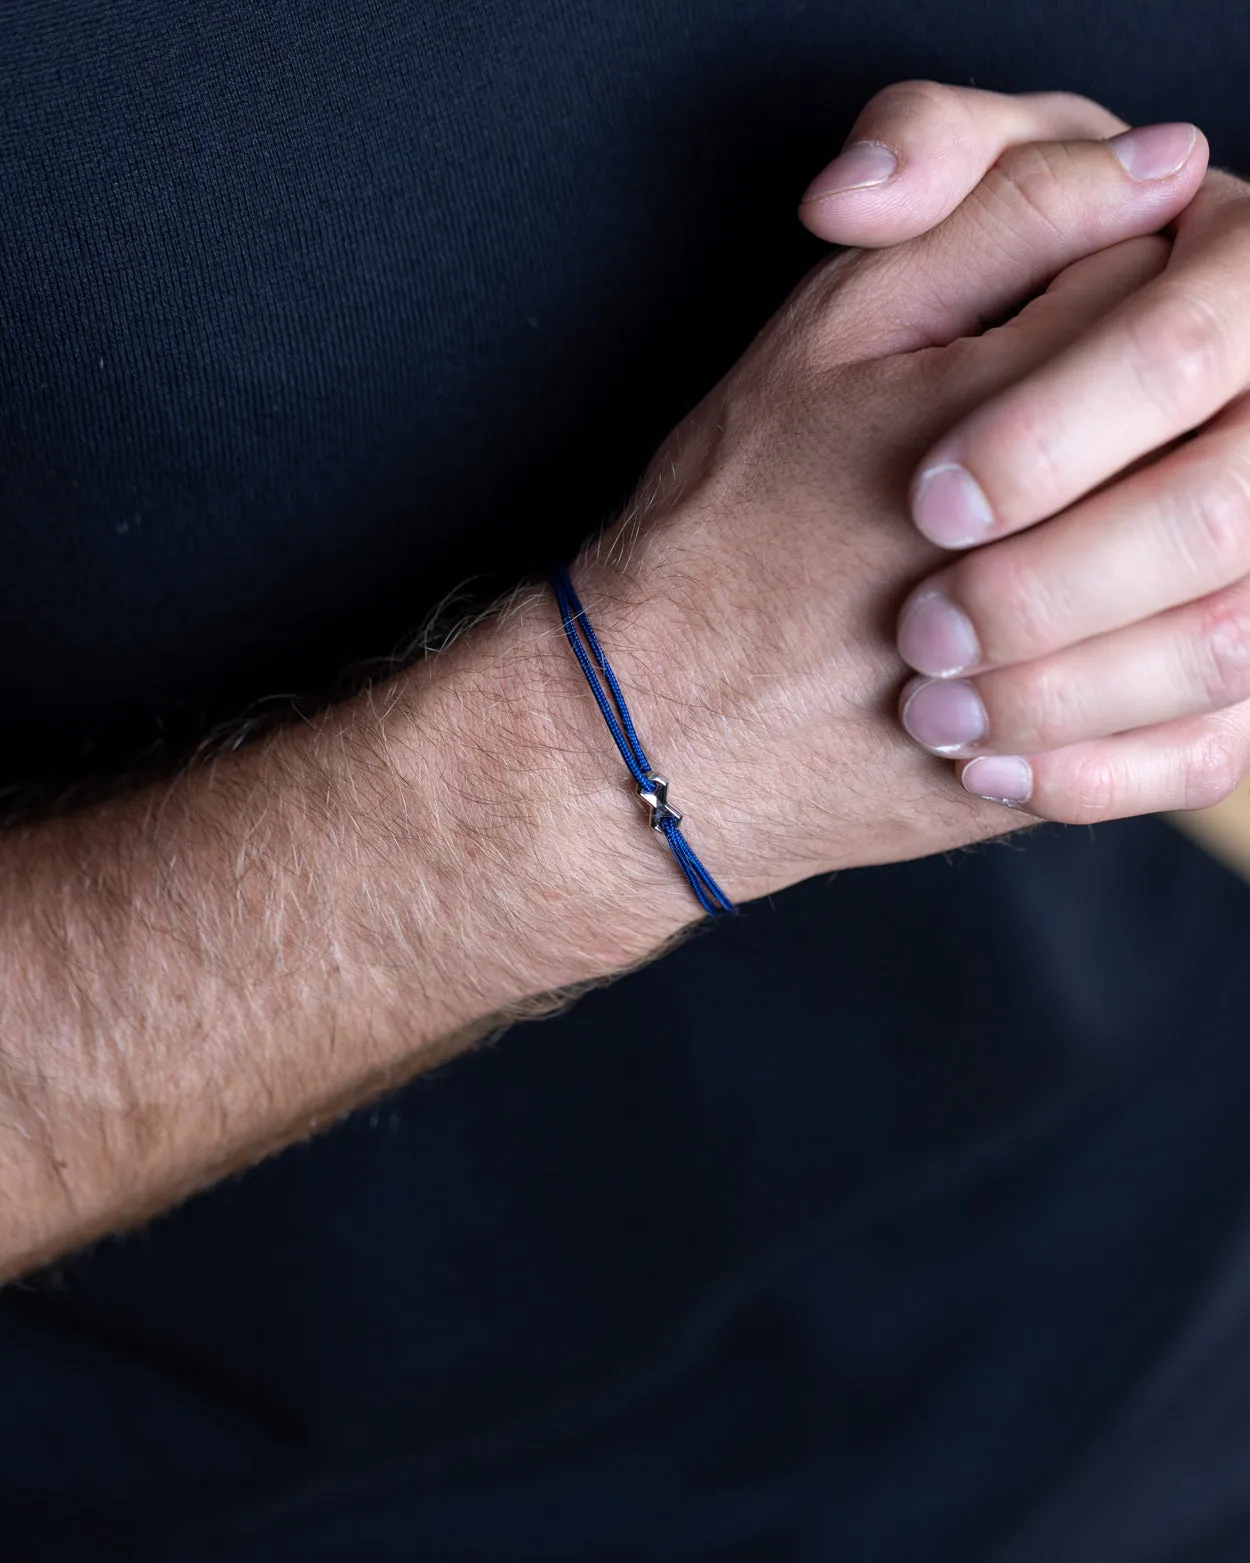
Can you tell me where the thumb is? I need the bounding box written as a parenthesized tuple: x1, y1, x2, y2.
(798, 82, 1128, 248)
(824, 123, 1208, 358)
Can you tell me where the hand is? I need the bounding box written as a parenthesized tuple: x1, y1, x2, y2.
(887, 158, 1250, 822)
(563, 119, 1207, 906)
(817, 87, 1250, 824)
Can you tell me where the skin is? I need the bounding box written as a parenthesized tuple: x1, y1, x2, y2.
(0, 88, 1218, 1279)
(802, 82, 1250, 820)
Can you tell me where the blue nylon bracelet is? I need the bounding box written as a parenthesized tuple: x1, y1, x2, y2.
(548, 565, 737, 919)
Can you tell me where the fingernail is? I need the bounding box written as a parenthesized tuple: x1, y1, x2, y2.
(961, 755, 1033, 805)
(1107, 122, 1197, 181)
(912, 464, 995, 548)
(897, 590, 981, 677)
(801, 142, 898, 201)
(901, 679, 987, 753)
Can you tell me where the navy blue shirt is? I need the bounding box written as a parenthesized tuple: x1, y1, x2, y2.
(6, 4, 1250, 1559)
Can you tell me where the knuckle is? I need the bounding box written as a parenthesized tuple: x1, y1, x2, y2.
(976, 397, 1070, 515)
(1062, 751, 1123, 821)
(1181, 728, 1246, 810)
(863, 79, 965, 134)
(1179, 456, 1250, 576)
(982, 142, 1076, 240)
(961, 547, 1058, 662)
(1002, 657, 1078, 749)
(1127, 290, 1226, 421)
(1197, 592, 1250, 707)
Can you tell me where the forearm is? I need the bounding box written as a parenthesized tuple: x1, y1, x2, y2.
(0, 577, 695, 1279)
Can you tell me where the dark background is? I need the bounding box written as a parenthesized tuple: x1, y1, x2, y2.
(4, 4, 1250, 1559)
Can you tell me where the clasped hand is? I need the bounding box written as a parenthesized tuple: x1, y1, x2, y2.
(573, 81, 1249, 906)
(806, 83, 1250, 823)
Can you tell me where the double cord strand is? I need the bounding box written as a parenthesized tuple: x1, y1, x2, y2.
(549, 566, 737, 918)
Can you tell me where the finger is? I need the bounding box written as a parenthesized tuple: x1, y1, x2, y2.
(955, 705, 1250, 825)
(825, 124, 1207, 358)
(978, 231, 1173, 382)
(898, 573, 1250, 759)
(898, 390, 1250, 679)
(909, 161, 1250, 551)
(799, 81, 1127, 249)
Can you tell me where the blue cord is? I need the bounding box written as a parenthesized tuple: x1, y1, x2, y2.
(549, 565, 737, 919)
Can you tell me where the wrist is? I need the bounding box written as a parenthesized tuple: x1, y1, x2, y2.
(384, 578, 700, 1018)
(557, 536, 769, 905)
